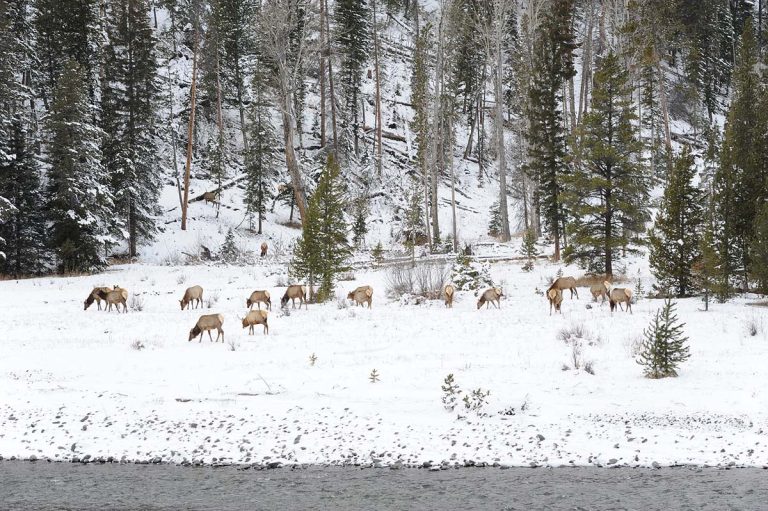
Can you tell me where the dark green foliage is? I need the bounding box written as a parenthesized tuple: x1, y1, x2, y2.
(45, 60, 114, 273)
(290, 155, 351, 302)
(487, 201, 501, 238)
(564, 53, 649, 276)
(352, 198, 368, 248)
(649, 147, 704, 297)
(403, 181, 425, 255)
(371, 240, 384, 263)
(749, 202, 768, 293)
(520, 228, 538, 272)
(637, 298, 691, 378)
(220, 227, 238, 262)
(101, 0, 161, 257)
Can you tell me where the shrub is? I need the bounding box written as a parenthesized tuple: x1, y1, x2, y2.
(637, 298, 690, 378)
(129, 294, 145, 312)
(205, 291, 219, 309)
(386, 261, 449, 299)
(371, 241, 384, 264)
(450, 255, 493, 291)
(130, 340, 145, 351)
(441, 374, 462, 412)
(176, 274, 187, 285)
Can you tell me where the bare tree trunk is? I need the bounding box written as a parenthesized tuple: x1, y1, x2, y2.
(373, 0, 383, 176)
(181, 27, 199, 231)
(656, 58, 672, 153)
(236, 66, 249, 154)
(429, 2, 445, 245)
(319, 0, 327, 147)
(495, 41, 511, 242)
(215, 39, 224, 219)
(324, 0, 339, 157)
(578, 0, 594, 123)
(168, 66, 182, 210)
(280, 96, 308, 223)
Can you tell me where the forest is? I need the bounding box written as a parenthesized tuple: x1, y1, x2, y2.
(1, 0, 768, 300)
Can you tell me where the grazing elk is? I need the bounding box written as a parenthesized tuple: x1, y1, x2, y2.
(188, 313, 225, 342)
(96, 287, 128, 313)
(202, 191, 219, 205)
(605, 281, 633, 313)
(180, 285, 204, 310)
(241, 310, 269, 335)
(547, 287, 563, 315)
(281, 285, 307, 309)
(590, 282, 608, 303)
(84, 286, 113, 311)
(477, 287, 503, 309)
(444, 284, 455, 308)
(548, 276, 579, 299)
(260, 242, 268, 257)
(247, 290, 271, 311)
(347, 285, 373, 308)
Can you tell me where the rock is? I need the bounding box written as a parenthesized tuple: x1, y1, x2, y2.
(536, 434, 545, 442)
(607, 458, 618, 465)
(652, 461, 661, 469)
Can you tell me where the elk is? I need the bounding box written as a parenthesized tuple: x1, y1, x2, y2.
(444, 284, 455, 308)
(477, 287, 503, 309)
(347, 285, 373, 308)
(202, 191, 219, 205)
(180, 285, 204, 310)
(241, 310, 269, 335)
(605, 281, 633, 313)
(548, 276, 579, 299)
(590, 282, 608, 303)
(281, 285, 307, 309)
(547, 287, 563, 315)
(260, 242, 268, 257)
(84, 286, 113, 311)
(188, 313, 225, 342)
(95, 287, 128, 313)
(247, 290, 271, 310)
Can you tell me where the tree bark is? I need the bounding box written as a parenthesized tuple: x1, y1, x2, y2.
(373, 0, 383, 176)
(319, 0, 327, 147)
(181, 26, 198, 231)
(324, 0, 339, 158)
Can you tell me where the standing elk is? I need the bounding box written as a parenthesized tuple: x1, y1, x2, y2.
(590, 282, 608, 303)
(444, 284, 455, 308)
(202, 191, 219, 205)
(188, 313, 225, 342)
(547, 287, 563, 315)
(605, 281, 633, 313)
(260, 242, 268, 257)
(247, 290, 271, 310)
(347, 285, 373, 308)
(84, 286, 113, 311)
(95, 287, 128, 313)
(180, 285, 204, 310)
(241, 310, 269, 335)
(477, 287, 503, 309)
(548, 276, 579, 299)
(281, 285, 307, 309)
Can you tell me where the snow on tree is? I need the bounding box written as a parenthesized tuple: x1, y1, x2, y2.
(637, 298, 691, 379)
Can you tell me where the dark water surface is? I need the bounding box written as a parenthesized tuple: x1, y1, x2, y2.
(1, 462, 766, 510)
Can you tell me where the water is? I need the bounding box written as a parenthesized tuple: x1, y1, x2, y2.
(1, 462, 766, 510)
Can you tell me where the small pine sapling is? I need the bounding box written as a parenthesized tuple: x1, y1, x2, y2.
(637, 298, 691, 378)
(220, 228, 239, 263)
(309, 353, 317, 366)
(371, 241, 384, 264)
(520, 228, 538, 271)
(369, 369, 380, 383)
(441, 373, 462, 411)
(488, 201, 501, 238)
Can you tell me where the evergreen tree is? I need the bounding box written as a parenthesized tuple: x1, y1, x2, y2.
(244, 56, 277, 234)
(220, 227, 239, 262)
(487, 201, 501, 238)
(410, 22, 431, 244)
(0, 117, 47, 275)
(335, 0, 371, 155)
(637, 298, 691, 379)
(525, 0, 576, 261)
(749, 202, 768, 293)
(564, 53, 649, 276)
(520, 228, 538, 272)
(714, 21, 763, 289)
(649, 147, 704, 297)
(351, 197, 368, 248)
(290, 155, 351, 302)
(45, 60, 114, 273)
(101, 0, 161, 257)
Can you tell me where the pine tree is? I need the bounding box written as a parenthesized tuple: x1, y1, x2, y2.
(290, 155, 351, 302)
(637, 298, 691, 378)
(487, 201, 501, 238)
(244, 55, 277, 234)
(649, 147, 704, 297)
(352, 197, 368, 248)
(220, 227, 239, 262)
(410, 20, 431, 247)
(101, 0, 161, 257)
(714, 22, 763, 289)
(564, 53, 649, 276)
(335, 0, 371, 155)
(45, 60, 115, 273)
(520, 228, 538, 272)
(749, 202, 768, 293)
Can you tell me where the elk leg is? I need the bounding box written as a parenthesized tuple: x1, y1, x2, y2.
(219, 329, 224, 343)
(208, 330, 214, 342)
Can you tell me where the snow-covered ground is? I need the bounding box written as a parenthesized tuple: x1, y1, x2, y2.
(1, 256, 766, 468)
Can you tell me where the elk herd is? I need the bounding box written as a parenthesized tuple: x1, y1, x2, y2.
(82, 273, 633, 344)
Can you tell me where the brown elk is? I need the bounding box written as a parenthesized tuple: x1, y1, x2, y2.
(444, 284, 455, 308)
(180, 285, 204, 310)
(548, 276, 579, 299)
(590, 282, 608, 303)
(95, 287, 128, 313)
(84, 286, 113, 311)
(247, 290, 271, 310)
(260, 242, 268, 257)
(347, 285, 373, 308)
(477, 287, 503, 309)
(202, 191, 219, 205)
(547, 287, 563, 315)
(241, 310, 269, 335)
(281, 285, 307, 309)
(188, 313, 225, 342)
(605, 281, 633, 313)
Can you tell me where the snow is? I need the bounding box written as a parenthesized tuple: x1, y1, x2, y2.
(1, 254, 766, 468)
